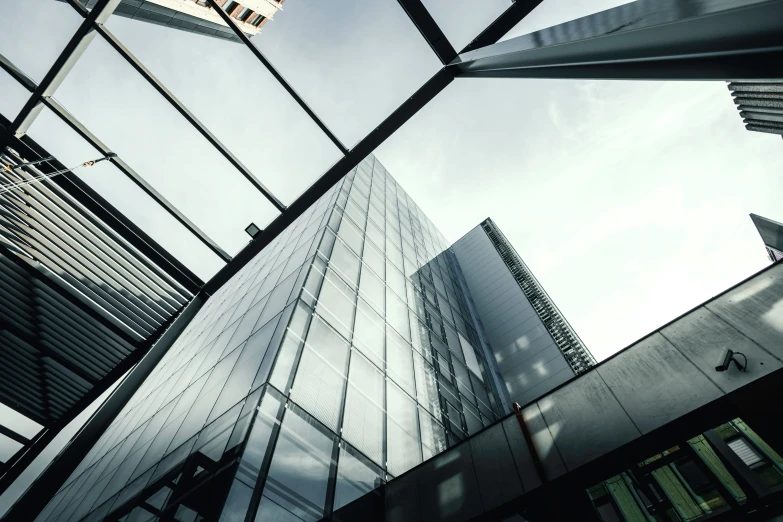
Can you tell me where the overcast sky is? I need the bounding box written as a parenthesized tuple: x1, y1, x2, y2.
(1, 0, 782, 512)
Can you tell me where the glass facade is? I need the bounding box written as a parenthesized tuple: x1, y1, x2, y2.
(37, 154, 505, 522)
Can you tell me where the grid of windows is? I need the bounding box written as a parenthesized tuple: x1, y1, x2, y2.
(38, 154, 504, 522)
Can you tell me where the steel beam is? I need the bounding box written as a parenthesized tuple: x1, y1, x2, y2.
(10, 0, 120, 137)
(459, 0, 546, 54)
(203, 67, 454, 295)
(0, 423, 28, 446)
(0, 293, 205, 521)
(451, 0, 783, 81)
(397, 0, 456, 65)
(96, 25, 287, 212)
(204, 0, 348, 155)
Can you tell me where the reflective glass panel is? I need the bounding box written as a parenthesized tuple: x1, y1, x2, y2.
(251, 0, 441, 146)
(333, 442, 385, 511)
(341, 352, 384, 466)
(258, 404, 336, 522)
(104, 12, 341, 205)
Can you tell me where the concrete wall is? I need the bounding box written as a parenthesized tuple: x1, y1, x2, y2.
(451, 226, 574, 406)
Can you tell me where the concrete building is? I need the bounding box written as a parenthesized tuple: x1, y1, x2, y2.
(60, 0, 285, 41)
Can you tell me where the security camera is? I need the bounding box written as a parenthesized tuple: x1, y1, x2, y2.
(715, 348, 747, 372)
(715, 348, 734, 372)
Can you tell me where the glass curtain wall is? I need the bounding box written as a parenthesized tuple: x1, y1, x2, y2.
(35, 154, 504, 522)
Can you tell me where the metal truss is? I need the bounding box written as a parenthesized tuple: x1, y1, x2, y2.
(2, 0, 782, 519)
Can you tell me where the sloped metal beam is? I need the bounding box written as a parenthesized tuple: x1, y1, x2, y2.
(96, 25, 287, 213)
(204, 0, 348, 155)
(397, 0, 456, 65)
(10, 0, 121, 137)
(459, 0, 545, 54)
(451, 0, 783, 81)
(204, 68, 454, 294)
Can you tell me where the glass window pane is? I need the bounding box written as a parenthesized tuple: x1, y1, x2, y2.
(54, 34, 278, 258)
(386, 382, 421, 477)
(413, 352, 440, 417)
(291, 315, 350, 431)
(252, 0, 441, 146)
(362, 240, 385, 280)
(104, 8, 341, 206)
(0, 69, 30, 122)
(341, 352, 384, 466)
(386, 328, 415, 396)
(358, 263, 385, 315)
(334, 442, 385, 511)
(0, 0, 83, 82)
(386, 292, 410, 341)
(259, 404, 336, 522)
(330, 239, 361, 289)
(352, 299, 385, 371)
(315, 268, 356, 340)
(419, 407, 448, 461)
(386, 262, 407, 301)
(337, 214, 364, 255)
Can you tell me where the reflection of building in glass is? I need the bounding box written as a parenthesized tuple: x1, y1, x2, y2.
(588, 418, 783, 521)
(751, 213, 783, 262)
(58, 0, 285, 41)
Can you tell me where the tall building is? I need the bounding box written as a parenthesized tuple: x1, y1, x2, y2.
(33, 155, 518, 522)
(451, 219, 595, 407)
(57, 0, 285, 42)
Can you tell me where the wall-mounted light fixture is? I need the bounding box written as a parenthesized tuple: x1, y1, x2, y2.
(245, 222, 262, 239)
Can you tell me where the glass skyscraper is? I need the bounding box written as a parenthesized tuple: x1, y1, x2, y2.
(35, 155, 508, 522)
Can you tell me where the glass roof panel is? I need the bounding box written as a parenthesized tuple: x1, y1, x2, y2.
(421, 0, 510, 51)
(51, 33, 280, 260)
(0, 0, 83, 83)
(501, 0, 637, 41)
(0, 69, 29, 121)
(244, 0, 443, 146)
(103, 12, 343, 206)
(25, 105, 225, 281)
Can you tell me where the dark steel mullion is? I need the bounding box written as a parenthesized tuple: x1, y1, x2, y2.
(95, 25, 286, 213)
(19, 189, 180, 317)
(459, 0, 545, 54)
(10, 0, 120, 137)
(2, 129, 205, 294)
(4, 223, 161, 336)
(0, 52, 37, 92)
(18, 147, 189, 310)
(63, 0, 89, 17)
(397, 0, 457, 65)
(450, 0, 783, 81)
(0, 243, 145, 345)
(204, 68, 454, 295)
(2, 190, 172, 325)
(38, 98, 234, 267)
(0, 423, 28, 446)
(204, 0, 348, 156)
